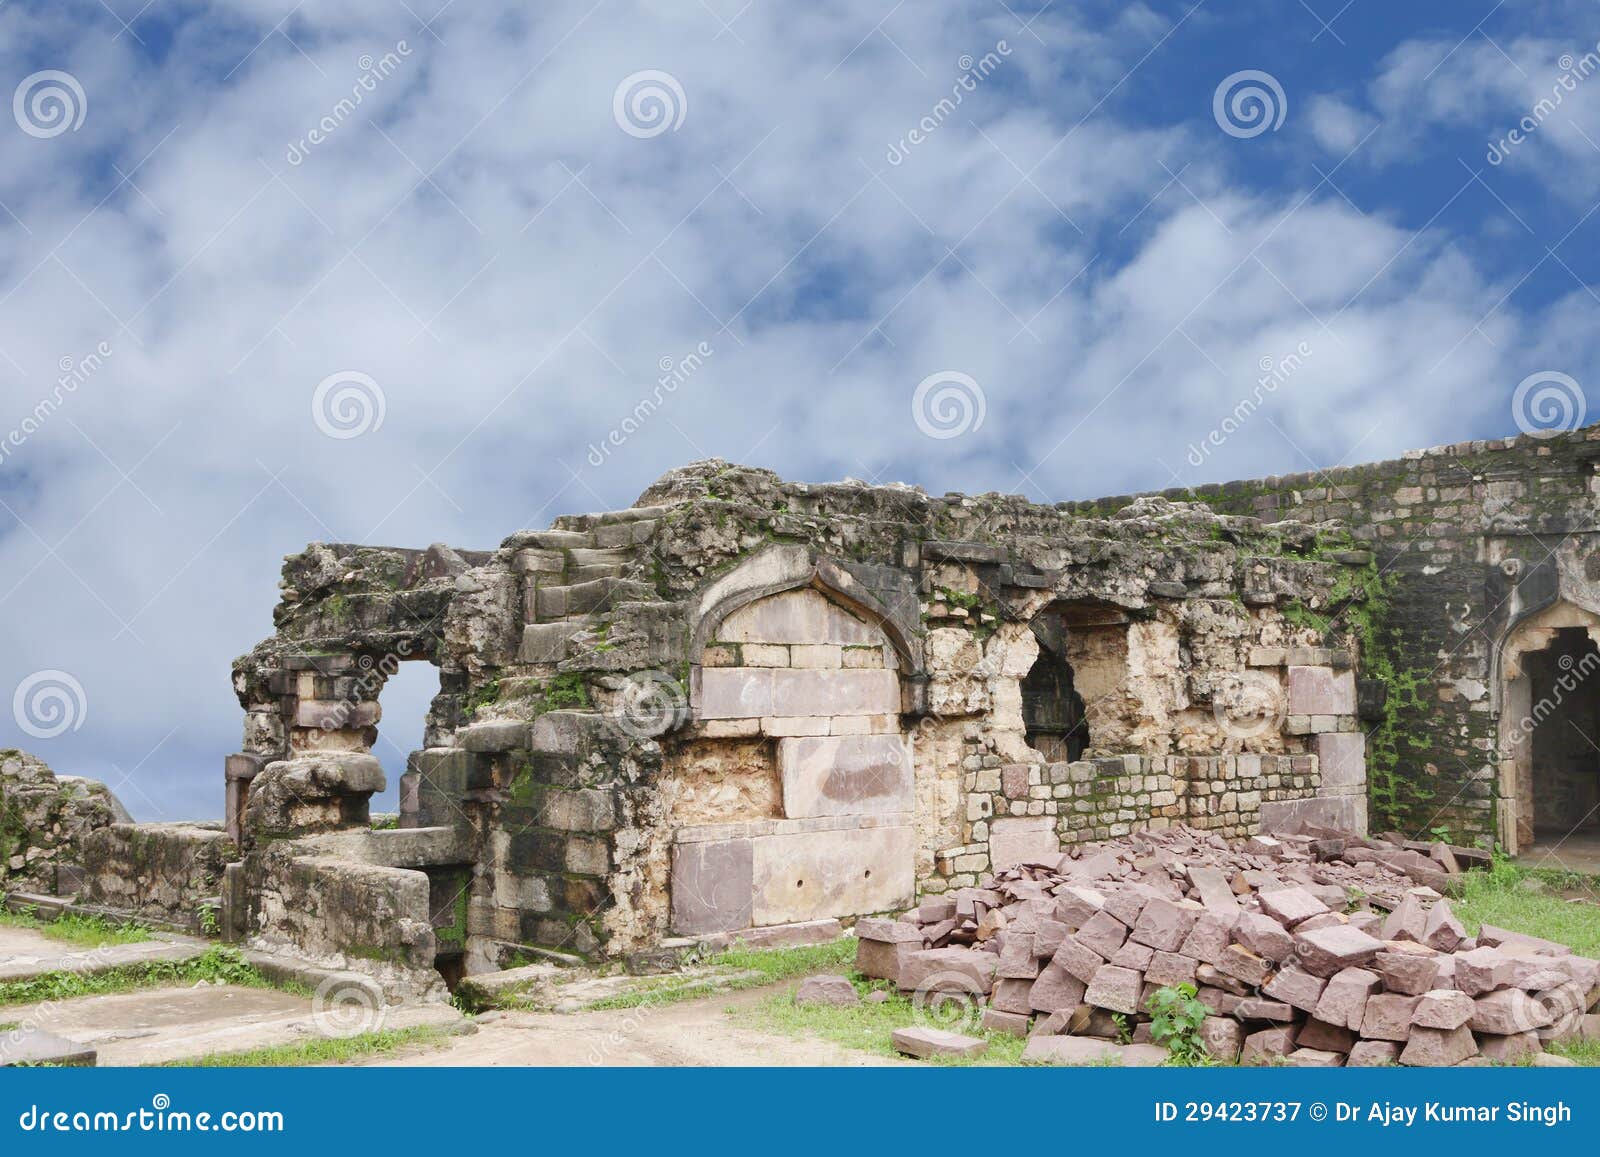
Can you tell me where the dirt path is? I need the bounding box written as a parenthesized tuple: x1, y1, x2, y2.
(360, 982, 904, 1067)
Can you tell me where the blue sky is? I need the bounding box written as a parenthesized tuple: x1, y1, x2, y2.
(2, 0, 1597, 818)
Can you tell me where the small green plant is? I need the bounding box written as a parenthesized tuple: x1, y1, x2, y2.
(1110, 1011, 1132, 1044)
(196, 904, 221, 938)
(1146, 982, 1211, 1066)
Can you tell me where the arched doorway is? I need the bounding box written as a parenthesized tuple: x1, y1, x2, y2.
(1498, 602, 1600, 854)
(1021, 642, 1088, 762)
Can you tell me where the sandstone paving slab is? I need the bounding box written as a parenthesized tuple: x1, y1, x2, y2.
(8, 983, 470, 1066)
(0, 926, 209, 983)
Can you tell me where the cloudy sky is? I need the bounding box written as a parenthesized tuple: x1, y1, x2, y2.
(2, 0, 1597, 819)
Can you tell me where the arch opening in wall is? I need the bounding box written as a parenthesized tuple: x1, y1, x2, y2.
(1021, 634, 1088, 763)
(1497, 600, 1600, 855)
(1027, 600, 1132, 758)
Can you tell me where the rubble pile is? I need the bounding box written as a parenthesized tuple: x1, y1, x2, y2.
(857, 825, 1600, 1065)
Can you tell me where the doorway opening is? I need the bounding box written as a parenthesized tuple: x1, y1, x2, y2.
(1521, 627, 1600, 840)
(370, 660, 442, 817)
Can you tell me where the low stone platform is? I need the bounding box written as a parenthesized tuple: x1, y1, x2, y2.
(0, 1028, 97, 1067)
(0, 924, 209, 983)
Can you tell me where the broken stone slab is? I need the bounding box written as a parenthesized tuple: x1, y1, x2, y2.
(1361, 993, 1423, 1041)
(991, 977, 1036, 1014)
(1376, 947, 1441, 995)
(1199, 1016, 1243, 1063)
(1412, 988, 1475, 1030)
(1296, 1017, 1356, 1054)
(1287, 1047, 1343, 1067)
(898, 947, 998, 995)
(980, 1007, 1031, 1037)
(1240, 1026, 1295, 1065)
(892, 1026, 988, 1060)
(794, 974, 860, 1007)
(1234, 912, 1294, 962)
(1469, 989, 1553, 1035)
(1346, 1039, 1402, 1067)
(1258, 887, 1330, 927)
(1421, 899, 1466, 952)
(1027, 962, 1086, 1013)
(1083, 965, 1144, 1015)
(1475, 1030, 1543, 1064)
(1022, 1035, 1125, 1066)
(1399, 1025, 1478, 1067)
(1262, 966, 1327, 1013)
(1130, 897, 1201, 952)
(1054, 935, 1107, 985)
(0, 1028, 96, 1067)
(1294, 924, 1383, 978)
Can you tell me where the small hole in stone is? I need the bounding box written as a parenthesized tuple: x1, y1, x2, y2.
(795, 879, 804, 888)
(863, 869, 872, 878)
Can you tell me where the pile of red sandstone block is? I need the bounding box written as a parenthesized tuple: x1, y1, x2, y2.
(858, 825, 1600, 1066)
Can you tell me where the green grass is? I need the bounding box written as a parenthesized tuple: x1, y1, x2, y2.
(0, 946, 286, 1009)
(733, 972, 1036, 1066)
(164, 1024, 454, 1068)
(0, 903, 152, 948)
(1454, 858, 1600, 957)
(1545, 1038, 1600, 1066)
(580, 938, 857, 1011)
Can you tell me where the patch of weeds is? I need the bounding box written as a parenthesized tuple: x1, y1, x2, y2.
(1455, 857, 1600, 958)
(1146, 983, 1214, 1066)
(164, 1024, 453, 1068)
(572, 939, 858, 1012)
(0, 946, 281, 1008)
(1544, 1038, 1600, 1067)
(0, 903, 152, 948)
(734, 974, 1029, 1066)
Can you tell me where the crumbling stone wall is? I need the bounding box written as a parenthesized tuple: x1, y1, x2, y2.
(0, 749, 128, 894)
(1067, 424, 1600, 848)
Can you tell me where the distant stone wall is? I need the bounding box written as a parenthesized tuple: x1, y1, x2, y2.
(1065, 424, 1600, 845)
(79, 822, 235, 927)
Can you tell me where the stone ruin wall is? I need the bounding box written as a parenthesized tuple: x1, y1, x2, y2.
(24, 422, 1595, 991)
(1067, 423, 1600, 851)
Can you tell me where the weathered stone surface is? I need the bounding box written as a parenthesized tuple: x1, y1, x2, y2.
(749, 825, 914, 926)
(698, 667, 899, 719)
(777, 734, 912, 818)
(1346, 1039, 1402, 1066)
(892, 1026, 987, 1059)
(1377, 947, 1441, 995)
(1295, 924, 1383, 978)
(1470, 988, 1553, 1035)
(670, 838, 753, 935)
(899, 947, 998, 995)
(1131, 897, 1201, 952)
(1286, 666, 1356, 715)
(1360, 993, 1422, 1041)
(1083, 965, 1144, 1015)
(989, 816, 1060, 870)
(1412, 988, 1475, 1030)
(1263, 966, 1327, 1013)
(1021, 1035, 1124, 1066)
(1258, 887, 1329, 927)
(1028, 962, 1086, 1013)
(1314, 732, 1367, 792)
(1240, 1026, 1295, 1065)
(1199, 1016, 1243, 1062)
(1399, 1025, 1477, 1067)
(794, 974, 860, 1007)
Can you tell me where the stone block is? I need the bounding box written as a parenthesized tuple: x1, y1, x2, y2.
(794, 974, 859, 1007)
(1314, 732, 1366, 792)
(1294, 924, 1383, 978)
(856, 938, 920, 983)
(892, 1026, 987, 1059)
(749, 825, 914, 926)
(1021, 1035, 1126, 1065)
(989, 816, 1060, 870)
(1028, 962, 1086, 1012)
(518, 622, 576, 663)
(1076, 909, 1129, 958)
(1084, 965, 1144, 1014)
(1399, 1025, 1477, 1067)
(1286, 666, 1356, 715)
(1313, 966, 1379, 1030)
(1475, 1030, 1543, 1064)
(1377, 947, 1442, 995)
(670, 839, 752, 935)
(1259, 794, 1368, 836)
(981, 1008, 1031, 1037)
(1240, 1026, 1295, 1066)
(777, 734, 912, 818)
(1131, 897, 1201, 952)
(460, 720, 531, 753)
(1200, 1016, 1243, 1063)
(1258, 887, 1330, 927)
(1413, 988, 1475, 1030)
(1263, 966, 1327, 1013)
(991, 977, 1036, 1014)
(698, 667, 899, 719)
(1287, 1048, 1343, 1067)
(1361, 993, 1422, 1041)
(1346, 1040, 1401, 1067)
(717, 589, 882, 645)
(1470, 988, 1552, 1034)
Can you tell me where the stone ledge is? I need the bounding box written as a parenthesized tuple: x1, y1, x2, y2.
(674, 812, 914, 844)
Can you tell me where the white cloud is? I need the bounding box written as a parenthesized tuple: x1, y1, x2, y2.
(0, 1, 1591, 816)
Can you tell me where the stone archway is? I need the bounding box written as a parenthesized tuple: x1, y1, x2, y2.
(1497, 600, 1600, 854)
